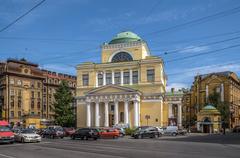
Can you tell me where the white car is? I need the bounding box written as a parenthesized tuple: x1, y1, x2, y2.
(15, 129, 41, 143)
(163, 126, 178, 136)
(156, 127, 164, 136)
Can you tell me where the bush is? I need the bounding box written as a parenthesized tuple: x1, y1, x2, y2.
(125, 128, 136, 135)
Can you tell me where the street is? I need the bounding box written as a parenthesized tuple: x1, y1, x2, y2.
(0, 134, 239, 158)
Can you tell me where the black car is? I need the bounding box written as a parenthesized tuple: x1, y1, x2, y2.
(232, 126, 240, 133)
(71, 128, 100, 140)
(132, 127, 160, 139)
(42, 128, 64, 139)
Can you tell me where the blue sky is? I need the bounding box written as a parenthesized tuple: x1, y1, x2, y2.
(0, 0, 240, 90)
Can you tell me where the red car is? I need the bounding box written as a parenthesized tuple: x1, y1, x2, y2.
(64, 127, 76, 136)
(0, 121, 14, 144)
(99, 128, 120, 139)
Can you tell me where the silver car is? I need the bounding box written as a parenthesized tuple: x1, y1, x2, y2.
(15, 128, 41, 143)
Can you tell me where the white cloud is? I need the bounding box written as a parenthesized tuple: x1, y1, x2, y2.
(178, 46, 209, 53)
(166, 83, 189, 91)
(41, 64, 75, 75)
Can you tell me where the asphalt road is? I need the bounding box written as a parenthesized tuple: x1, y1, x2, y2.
(0, 134, 239, 158)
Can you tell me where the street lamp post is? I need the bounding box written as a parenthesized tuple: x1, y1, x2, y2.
(145, 115, 150, 126)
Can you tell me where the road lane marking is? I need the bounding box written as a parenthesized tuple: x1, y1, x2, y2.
(0, 154, 16, 158)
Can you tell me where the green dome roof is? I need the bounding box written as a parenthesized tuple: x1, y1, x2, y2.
(202, 104, 217, 110)
(109, 31, 142, 44)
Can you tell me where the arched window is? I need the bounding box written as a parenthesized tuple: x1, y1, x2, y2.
(111, 52, 133, 63)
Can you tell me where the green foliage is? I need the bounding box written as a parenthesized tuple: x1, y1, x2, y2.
(53, 81, 75, 127)
(207, 92, 230, 126)
(125, 128, 136, 135)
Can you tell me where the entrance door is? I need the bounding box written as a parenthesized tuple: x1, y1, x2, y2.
(109, 114, 114, 126)
(203, 125, 210, 133)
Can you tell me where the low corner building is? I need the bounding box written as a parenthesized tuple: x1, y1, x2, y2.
(76, 31, 168, 128)
(197, 104, 221, 133)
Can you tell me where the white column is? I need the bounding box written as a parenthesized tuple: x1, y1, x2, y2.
(178, 104, 182, 127)
(160, 100, 163, 126)
(168, 104, 173, 118)
(124, 100, 129, 124)
(221, 83, 224, 102)
(129, 69, 133, 85)
(206, 85, 209, 102)
(134, 100, 139, 127)
(86, 102, 91, 127)
(114, 100, 119, 125)
(103, 71, 106, 85)
(112, 71, 115, 84)
(120, 70, 123, 85)
(96, 72, 98, 87)
(95, 102, 99, 127)
(104, 102, 109, 127)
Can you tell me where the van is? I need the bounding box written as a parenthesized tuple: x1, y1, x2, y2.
(0, 121, 15, 144)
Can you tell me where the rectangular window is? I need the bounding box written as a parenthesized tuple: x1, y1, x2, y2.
(18, 90, 22, 96)
(82, 74, 89, 86)
(147, 69, 155, 82)
(10, 89, 14, 96)
(17, 80, 22, 86)
(10, 96, 14, 108)
(18, 99, 21, 108)
(106, 72, 112, 85)
(120, 112, 124, 122)
(132, 71, 138, 84)
(10, 111, 14, 118)
(31, 100, 34, 109)
(10, 79, 14, 84)
(37, 101, 41, 109)
(98, 73, 103, 86)
(31, 91, 34, 98)
(114, 72, 121, 85)
(18, 111, 21, 117)
(38, 92, 41, 98)
(123, 71, 130, 84)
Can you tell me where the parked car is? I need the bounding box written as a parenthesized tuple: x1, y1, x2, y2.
(71, 128, 100, 140)
(114, 127, 125, 137)
(132, 127, 160, 139)
(15, 128, 41, 143)
(42, 128, 64, 139)
(232, 126, 240, 133)
(64, 127, 76, 137)
(163, 126, 178, 136)
(99, 128, 120, 139)
(178, 128, 188, 135)
(156, 127, 164, 136)
(0, 121, 14, 144)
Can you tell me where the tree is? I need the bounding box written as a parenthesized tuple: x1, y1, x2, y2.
(208, 91, 230, 134)
(53, 81, 75, 127)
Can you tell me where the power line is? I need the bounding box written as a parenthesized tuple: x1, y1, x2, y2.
(167, 59, 240, 76)
(0, 0, 46, 33)
(153, 35, 240, 55)
(164, 43, 240, 63)
(143, 5, 240, 37)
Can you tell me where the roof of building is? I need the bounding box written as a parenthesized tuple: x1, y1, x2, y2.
(202, 104, 217, 110)
(109, 31, 143, 44)
(198, 71, 233, 80)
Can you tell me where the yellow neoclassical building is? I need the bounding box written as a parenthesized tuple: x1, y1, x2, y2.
(76, 31, 168, 128)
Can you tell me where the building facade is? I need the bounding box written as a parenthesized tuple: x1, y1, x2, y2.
(76, 31, 168, 128)
(165, 88, 183, 127)
(0, 59, 76, 127)
(190, 71, 240, 128)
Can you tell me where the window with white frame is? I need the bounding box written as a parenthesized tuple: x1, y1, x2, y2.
(82, 74, 89, 86)
(114, 72, 121, 84)
(123, 71, 130, 84)
(98, 73, 103, 86)
(147, 69, 155, 82)
(132, 70, 138, 84)
(106, 72, 112, 85)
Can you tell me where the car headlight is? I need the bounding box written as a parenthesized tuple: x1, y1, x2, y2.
(23, 136, 28, 138)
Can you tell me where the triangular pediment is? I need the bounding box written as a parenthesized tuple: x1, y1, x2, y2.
(87, 84, 138, 95)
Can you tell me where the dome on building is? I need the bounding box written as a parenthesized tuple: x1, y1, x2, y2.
(202, 104, 217, 110)
(109, 31, 143, 44)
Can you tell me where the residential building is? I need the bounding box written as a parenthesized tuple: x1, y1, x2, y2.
(0, 59, 76, 127)
(76, 31, 168, 128)
(190, 71, 240, 128)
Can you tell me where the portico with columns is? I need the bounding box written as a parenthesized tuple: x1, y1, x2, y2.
(77, 85, 141, 127)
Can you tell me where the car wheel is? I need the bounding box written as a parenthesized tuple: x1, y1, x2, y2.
(172, 133, 177, 136)
(84, 136, 88, 140)
(51, 135, 55, 139)
(71, 135, 75, 140)
(21, 138, 25, 143)
(159, 133, 162, 137)
(61, 137, 64, 139)
(113, 135, 118, 139)
(93, 137, 98, 140)
(138, 135, 143, 139)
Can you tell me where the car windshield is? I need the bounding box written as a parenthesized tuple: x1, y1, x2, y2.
(0, 126, 11, 132)
(21, 129, 35, 134)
